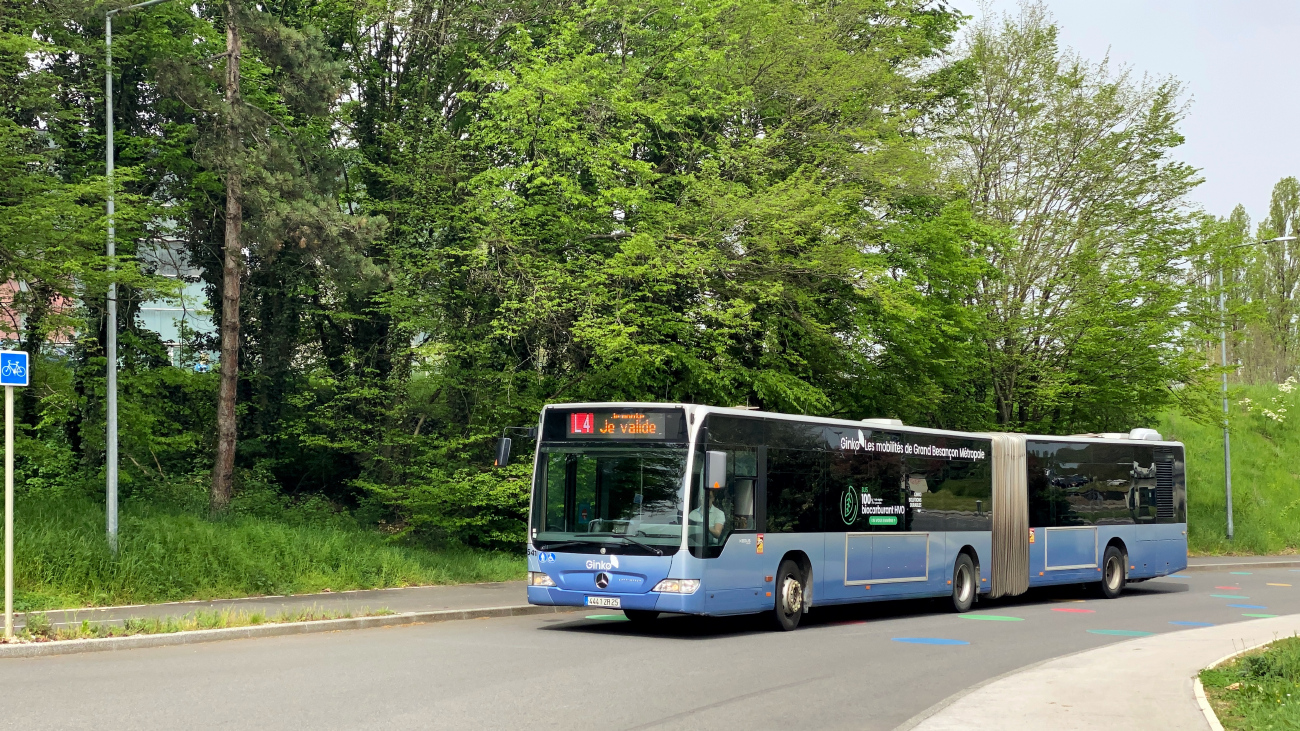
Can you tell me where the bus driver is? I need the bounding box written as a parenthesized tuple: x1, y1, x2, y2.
(689, 489, 726, 542)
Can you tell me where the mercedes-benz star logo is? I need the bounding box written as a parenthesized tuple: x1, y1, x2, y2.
(595, 572, 610, 589)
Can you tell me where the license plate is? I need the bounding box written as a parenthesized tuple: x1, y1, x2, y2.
(586, 596, 621, 608)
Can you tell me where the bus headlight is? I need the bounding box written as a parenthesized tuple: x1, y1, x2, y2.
(652, 579, 700, 594)
(529, 572, 556, 587)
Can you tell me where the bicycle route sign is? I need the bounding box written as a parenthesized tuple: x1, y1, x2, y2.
(0, 351, 28, 387)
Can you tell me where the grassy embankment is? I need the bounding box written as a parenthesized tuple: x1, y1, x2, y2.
(1200, 635, 1300, 729)
(1159, 381, 1300, 555)
(10, 487, 523, 612)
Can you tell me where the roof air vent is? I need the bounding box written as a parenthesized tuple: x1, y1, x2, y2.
(1129, 428, 1162, 441)
(862, 418, 904, 426)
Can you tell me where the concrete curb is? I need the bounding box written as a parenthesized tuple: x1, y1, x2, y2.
(1192, 638, 1275, 731)
(1193, 677, 1224, 731)
(1185, 559, 1300, 572)
(0, 604, 576, 660)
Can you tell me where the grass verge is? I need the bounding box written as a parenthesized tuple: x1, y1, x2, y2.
(1200, 635, 1300, 729)
(1159, 381, 1300, 555)
(6, 606, 395, 643)
(12, 495, 524, 612)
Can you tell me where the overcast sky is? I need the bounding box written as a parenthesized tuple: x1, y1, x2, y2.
(959, 0, 1300, 227)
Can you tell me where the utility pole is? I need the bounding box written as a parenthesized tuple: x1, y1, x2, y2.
(105, 0, 171, 553)
(1220, 235, 1296, 540)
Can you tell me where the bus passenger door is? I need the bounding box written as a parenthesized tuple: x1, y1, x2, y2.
(700, 447, 768, 615)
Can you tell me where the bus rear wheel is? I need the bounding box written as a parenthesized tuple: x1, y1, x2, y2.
(951, 554, 976, 613)
(1097, 546, 1126, 599)
(624, 609, 659, 623)
(770, 559, 805, 631)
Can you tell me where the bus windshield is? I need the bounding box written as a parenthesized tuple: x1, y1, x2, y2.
(532, 445, 687, 553)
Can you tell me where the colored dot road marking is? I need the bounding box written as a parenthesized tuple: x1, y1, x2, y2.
(1215, 586, 1241, 590)
(1051, 608, 1096, 614)
(1211, 595, 1250, 599)
(1268, 583, 1292, 587)
(1170, 621, 1215, 627)
(1088, 629, 1154, 637)
(585, 614, 628, 621)
(959, 615, 1023, 622)
(1227, 604, 1267, 609)
(892, 637, 970, 646)
(1230, 572, 1253, 575)
(1243, 614, 1278, 618)
(1167, 574, 1189, 578)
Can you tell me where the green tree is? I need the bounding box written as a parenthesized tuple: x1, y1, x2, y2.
(1245, 177, 1300, 382)
(353, 0, 984, 546)
(951, 3, 1204, 432)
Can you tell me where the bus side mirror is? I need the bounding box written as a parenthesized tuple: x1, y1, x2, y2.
(706, 450, 727, 490)
(495, 437, 512, 467)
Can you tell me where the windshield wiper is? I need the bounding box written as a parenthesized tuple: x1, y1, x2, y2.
(534, 539, 602, 551)
(535, 536, 664, 556)
(601, 535, 664, 556)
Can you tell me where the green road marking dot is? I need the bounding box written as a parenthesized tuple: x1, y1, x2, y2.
(1087, 629, 1154, 637)
(959, 615, 1024, 622)
(586, 614, 628, 621)
(1230, 571, 1253, 575)
(1243, 613, 1278, 618)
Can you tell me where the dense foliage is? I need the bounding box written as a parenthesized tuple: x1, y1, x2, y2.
(2, 0, 1269, 552)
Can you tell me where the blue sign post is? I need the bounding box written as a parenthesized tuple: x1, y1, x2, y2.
(0, 350, 26, 638)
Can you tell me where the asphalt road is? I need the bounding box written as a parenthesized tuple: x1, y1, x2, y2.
(3, 567, 1299, 731)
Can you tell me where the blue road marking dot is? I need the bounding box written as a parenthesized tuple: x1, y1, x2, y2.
(1169, 621, 1215, 627)
(1227, 604, 1267, 610)
(892, 637, 970, 646)
(1166, 574, 1189, 578)
(1087, 629, 1155, 637)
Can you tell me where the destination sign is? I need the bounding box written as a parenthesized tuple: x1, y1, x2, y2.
(567, 411, 667, 440)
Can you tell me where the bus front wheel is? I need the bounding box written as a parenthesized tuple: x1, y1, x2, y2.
(1097, 546, 1126, 599)
(771, 559, 805, 631)
(951, 554, 976, 613)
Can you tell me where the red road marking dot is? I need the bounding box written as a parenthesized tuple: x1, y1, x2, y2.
(1051, 607, 1096, 614)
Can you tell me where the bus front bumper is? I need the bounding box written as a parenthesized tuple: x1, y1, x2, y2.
(527, 586, 706, 614)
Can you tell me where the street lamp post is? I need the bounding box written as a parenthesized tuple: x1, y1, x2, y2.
(105, 0, 171, 553)
(1220, 234, 1296, 540)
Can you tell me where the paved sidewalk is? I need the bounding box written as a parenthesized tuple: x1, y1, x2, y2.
(15, 581, 528, 629)
(1187, 554, 1300, 571)
(908, 613, 1300, 731)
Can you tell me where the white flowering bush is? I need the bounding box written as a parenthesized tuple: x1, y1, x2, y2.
(1238, 377, 1297, 424)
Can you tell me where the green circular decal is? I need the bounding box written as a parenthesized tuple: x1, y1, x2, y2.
(841, 485, 858, 525)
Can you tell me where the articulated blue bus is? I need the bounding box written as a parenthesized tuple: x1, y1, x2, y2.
(524, 403, 1187, 630)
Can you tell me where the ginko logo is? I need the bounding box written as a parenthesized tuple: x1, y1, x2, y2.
(586, 555, 620, 570)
